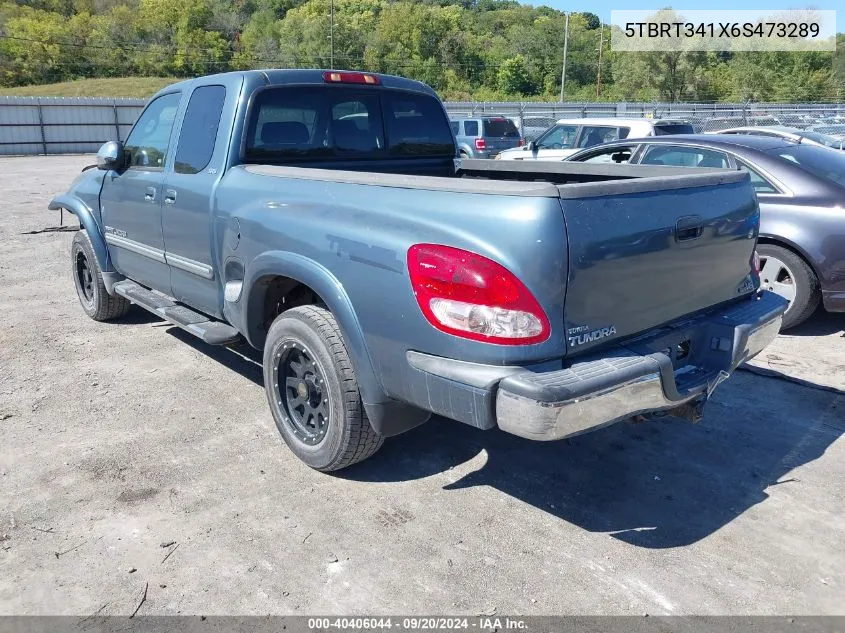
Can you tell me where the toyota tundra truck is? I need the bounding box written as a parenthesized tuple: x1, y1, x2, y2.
(50, 69, 786, 472)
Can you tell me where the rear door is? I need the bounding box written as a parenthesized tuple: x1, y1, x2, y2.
(162, 82, 235, 317)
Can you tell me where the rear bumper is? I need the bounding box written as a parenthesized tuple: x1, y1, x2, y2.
(496, 291, 786, 440)
(405, 291, 786, 440)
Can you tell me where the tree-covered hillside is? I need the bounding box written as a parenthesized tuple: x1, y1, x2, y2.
(1, 0, 843, 101)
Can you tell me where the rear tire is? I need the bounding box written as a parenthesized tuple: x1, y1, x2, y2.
(71, 230, 131, 322)
(263, 305, 384, 472)
(757, 244, 819, 329)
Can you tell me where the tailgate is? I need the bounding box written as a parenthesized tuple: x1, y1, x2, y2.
(559, 170, 759, 354)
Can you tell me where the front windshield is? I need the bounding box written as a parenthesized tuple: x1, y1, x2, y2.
(799, 131, 843, 148)
(765, 144, 845, 188)
(536, 124, 578, 150)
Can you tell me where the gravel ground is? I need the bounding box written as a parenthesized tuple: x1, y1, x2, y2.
(1, 155, 843, 616)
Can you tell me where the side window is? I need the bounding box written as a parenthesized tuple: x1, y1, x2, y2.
(736, 160, 779, 194)
(577, 125, 625, 149)
(463, 120, 479, 136)
(450, 121, 459, 136)
(174, 85, 226, 175)
(124, 92, 181, 169)
(577, 146, 634, 164)
(537, 124, 578, 149)
(640, 145, 729, 168)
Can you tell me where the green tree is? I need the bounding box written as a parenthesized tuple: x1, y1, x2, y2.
(497, 53, 535, 94)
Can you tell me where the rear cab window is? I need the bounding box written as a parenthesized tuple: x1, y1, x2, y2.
(483, 118, 520, 138)
(242, 87, 454, 163)
(653, 123, 695, 135)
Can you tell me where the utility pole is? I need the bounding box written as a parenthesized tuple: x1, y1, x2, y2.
(329, 0, 334, 70)
(559, 12, 569, 103)
(596, 25, 604, 99)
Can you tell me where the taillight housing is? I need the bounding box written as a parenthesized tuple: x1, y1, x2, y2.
(474, 138, 487, 150)
(753, 249, 761, 273)
(407, 244, 550, 345)
(518, 138, 525, 147)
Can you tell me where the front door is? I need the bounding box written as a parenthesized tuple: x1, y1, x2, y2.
(100, 91, 181, 293)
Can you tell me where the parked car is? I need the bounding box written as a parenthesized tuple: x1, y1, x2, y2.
(711, 126, 845, 150)
(449, 115, 523, 158)
(568, 134, 845, 328)
(50, 70, 784, 472)
(495, 117, 694, 160)
(807, 123, 845, 140)
(520, 116, 556, 142)
(701, 115, 781, 133)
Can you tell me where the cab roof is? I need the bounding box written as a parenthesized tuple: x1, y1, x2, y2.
(151, 69, 437, 100)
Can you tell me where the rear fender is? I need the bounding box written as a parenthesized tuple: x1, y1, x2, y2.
(48, 194, 112, 273)
(240, 251, 429, 435)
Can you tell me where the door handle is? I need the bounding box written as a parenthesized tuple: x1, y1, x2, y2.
(144, 186, 156, 202)
(164, 189, 177, 205)
(675, 215, 703, 242)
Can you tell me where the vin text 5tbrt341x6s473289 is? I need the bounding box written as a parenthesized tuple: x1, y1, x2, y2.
(50, 69, 786, 471)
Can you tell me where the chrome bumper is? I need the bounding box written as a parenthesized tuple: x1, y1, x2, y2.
(496, 291, 787, 441)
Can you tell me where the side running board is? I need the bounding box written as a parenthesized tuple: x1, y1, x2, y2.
(113, 280, 242, 346)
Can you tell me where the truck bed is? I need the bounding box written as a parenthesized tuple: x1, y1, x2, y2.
(245, 159, 747, 197)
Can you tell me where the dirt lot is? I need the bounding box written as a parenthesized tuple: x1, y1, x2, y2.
(1, 155, 844, 616)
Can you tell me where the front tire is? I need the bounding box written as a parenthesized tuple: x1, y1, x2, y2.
(758, 244, 819, 329)
(262, 305, 384, 472)
(71, 230, 131, 322)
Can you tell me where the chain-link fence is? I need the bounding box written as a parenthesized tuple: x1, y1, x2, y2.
(443, 102, 845, 139)
(3, 96, 845, 155)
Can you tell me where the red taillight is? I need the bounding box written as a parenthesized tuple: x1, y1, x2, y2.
(475, 138, 487, 150)
(322, 71, 380, 85)
(518, 138, 525, 147)
(407, 244, 550, 345)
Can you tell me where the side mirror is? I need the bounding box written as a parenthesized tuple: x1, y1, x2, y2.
(97, 140, 125, 171)
(526, 140, 535, 151)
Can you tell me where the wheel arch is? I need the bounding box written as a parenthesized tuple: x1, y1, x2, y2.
(241, 251, 387, 409)
(49, 194, 112, 272)
(757, 235, 821, 285)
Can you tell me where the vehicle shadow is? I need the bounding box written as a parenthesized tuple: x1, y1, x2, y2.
(166, 327, 264, 386)
(340, 370, 842, 549)
(163, 326, 842, 550)
(783, 309, 844, 337)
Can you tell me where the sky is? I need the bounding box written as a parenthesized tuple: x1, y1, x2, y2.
(523, 1, 844, 33)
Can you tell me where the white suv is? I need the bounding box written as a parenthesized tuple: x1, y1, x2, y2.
(495, 118, 694, 160)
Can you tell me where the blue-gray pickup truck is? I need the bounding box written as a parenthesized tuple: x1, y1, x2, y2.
(50, 69, 787, 471)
